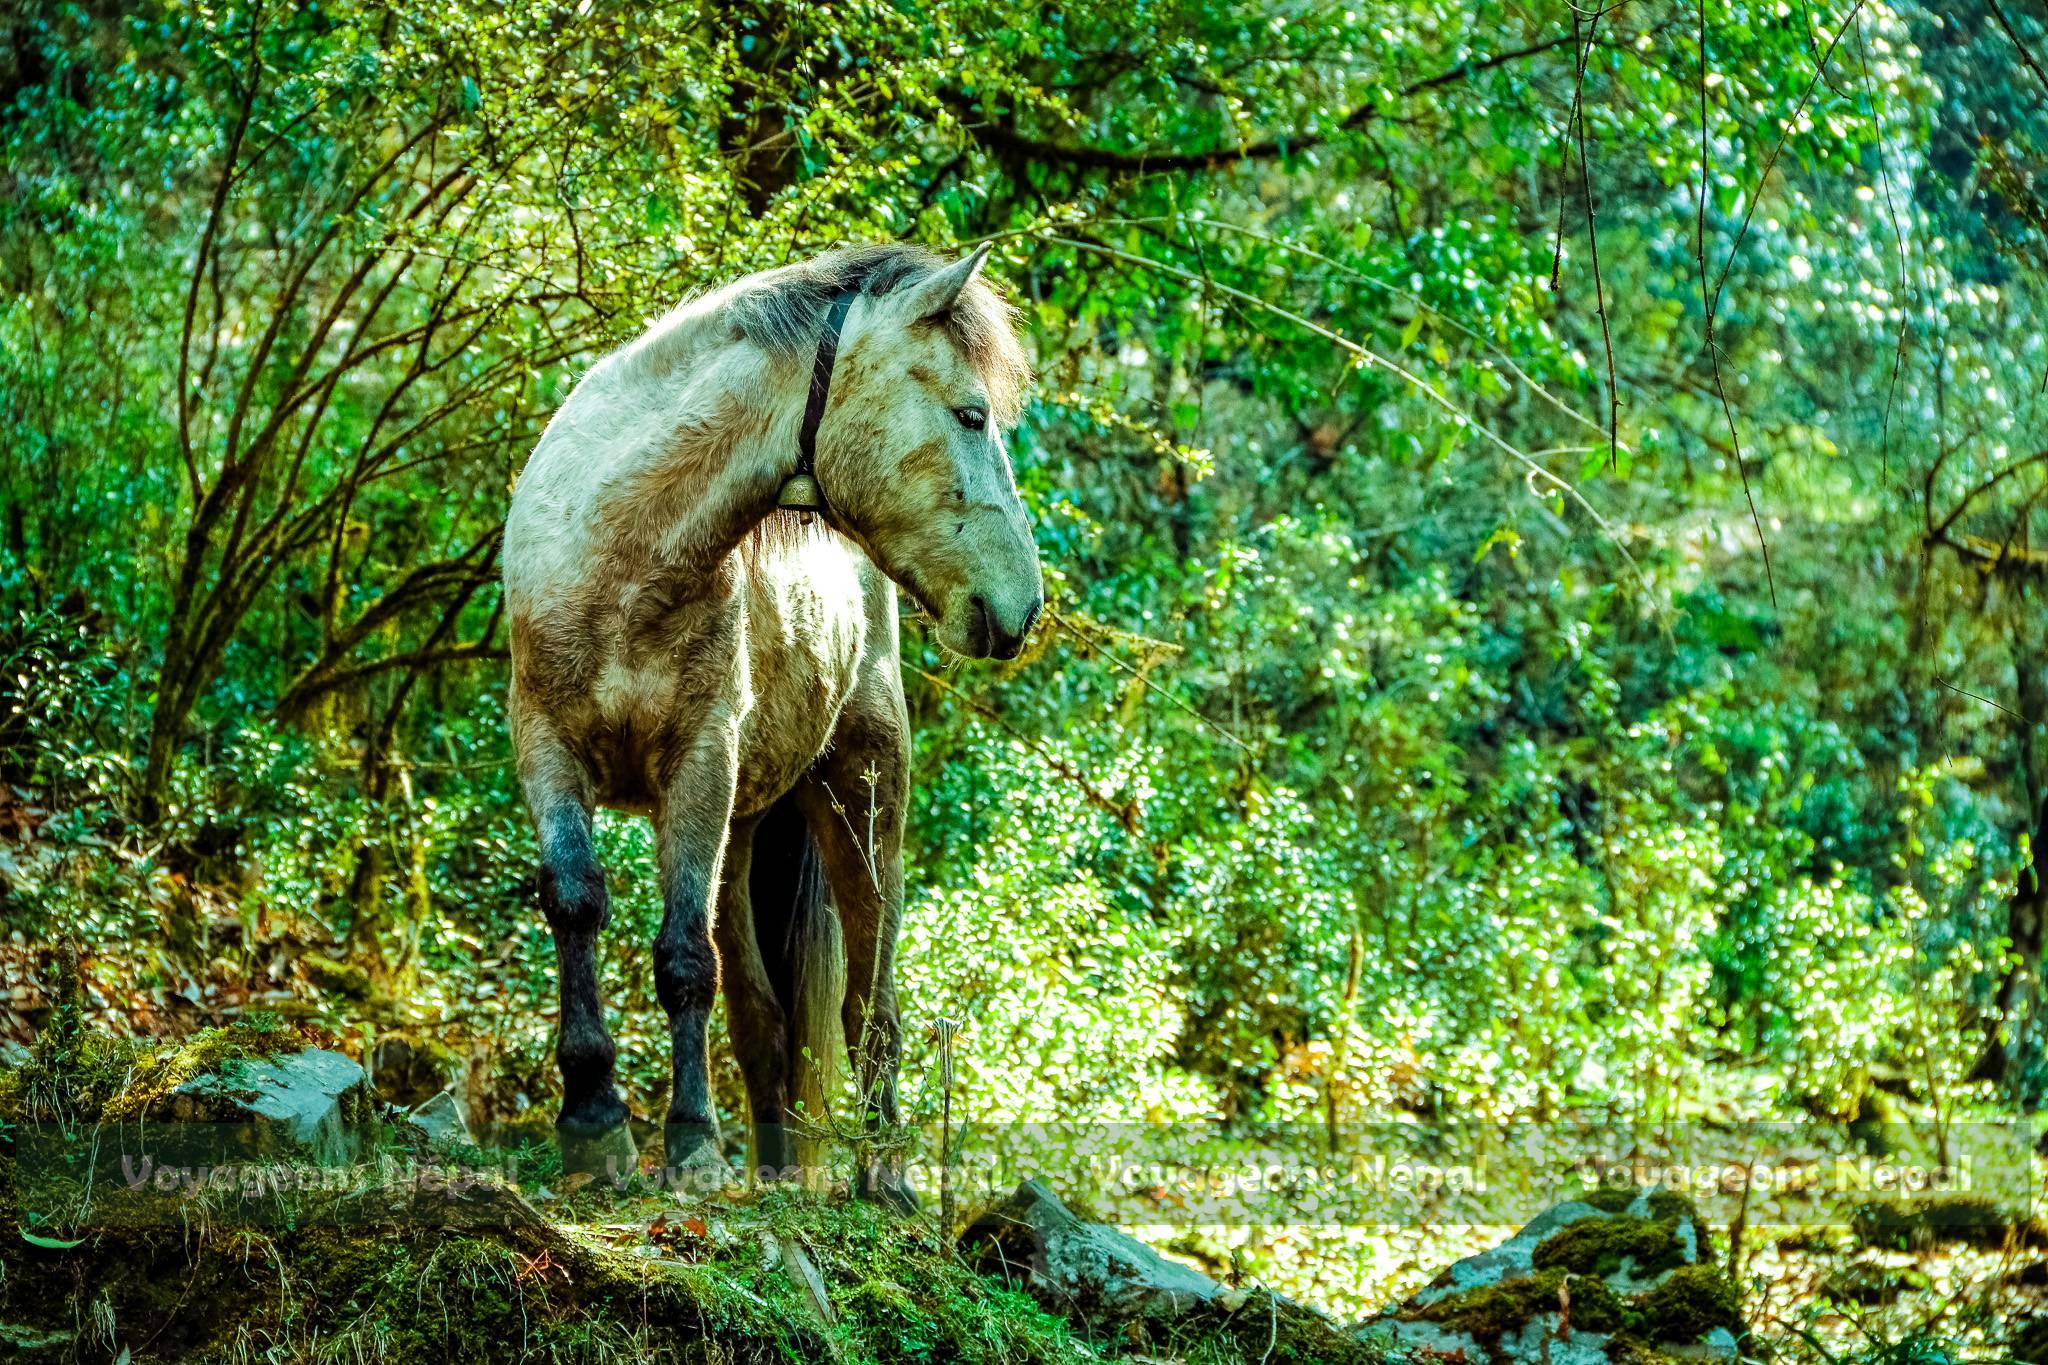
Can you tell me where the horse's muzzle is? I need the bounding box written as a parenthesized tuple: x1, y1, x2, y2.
(970, 593, 1042, 661)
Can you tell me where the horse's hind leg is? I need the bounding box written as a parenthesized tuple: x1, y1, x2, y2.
(728, 792, 845, 1186)
(713, 810, 795, 1181)
(517, 721, 634, 1177)
(796, 716, 917, 1212)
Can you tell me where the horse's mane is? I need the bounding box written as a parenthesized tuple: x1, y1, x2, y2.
(724, 243, 1032, 423)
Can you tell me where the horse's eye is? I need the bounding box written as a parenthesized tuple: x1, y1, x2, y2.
(954, 406, 988, 432)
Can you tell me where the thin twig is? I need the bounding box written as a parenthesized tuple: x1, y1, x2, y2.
(1103, 216, 1626, 453)
(1048, 609, 1252, 752)
(1693, 0, 1873, 606)
(909, 665, 1138, 829)
(1986, 0, 2048, 97)
(1550, 5, 1591, 293)
(1853, 12, 1910, 486)
(1569, 3, 1622, 472)
(1935, 677, 2029, 724)
(1040, 233, 1655, 605)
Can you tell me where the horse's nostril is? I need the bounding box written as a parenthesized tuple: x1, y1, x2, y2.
(969, 594, 995, 656)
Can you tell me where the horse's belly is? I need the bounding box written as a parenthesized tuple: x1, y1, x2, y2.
(732, 708, 836, 819)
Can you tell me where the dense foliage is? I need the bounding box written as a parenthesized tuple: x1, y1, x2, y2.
(3, 0, 2047, 1256)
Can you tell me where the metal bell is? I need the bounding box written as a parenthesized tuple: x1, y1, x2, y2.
(776, 472, 824, 511)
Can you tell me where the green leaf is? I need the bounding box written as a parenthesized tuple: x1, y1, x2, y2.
(21, 1228, 85, 1249)
(1473, 526, 1522, 563)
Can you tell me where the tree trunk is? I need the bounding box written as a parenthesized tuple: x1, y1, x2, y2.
(1969, 628, 2048, 1090)
(139, 615, 204, 824)
(138, 498, 246, 822)
(1968, 794, 2048, 1088)
(715, 0, 802, 214)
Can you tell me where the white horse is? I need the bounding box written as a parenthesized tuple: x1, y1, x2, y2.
(502, 243, 1041, 1203)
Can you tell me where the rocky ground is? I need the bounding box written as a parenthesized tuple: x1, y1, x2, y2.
(0, 1021, 2042, 1364)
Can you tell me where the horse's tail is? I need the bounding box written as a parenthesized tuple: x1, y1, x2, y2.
(750, 791, 844, 1180)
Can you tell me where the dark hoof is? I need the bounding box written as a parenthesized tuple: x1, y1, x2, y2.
(749, 1124, 795, 1180)
(857, 1161, 921, 1215)
(662, 1127, 733, 1195)
(557, 1120, 640, 1183)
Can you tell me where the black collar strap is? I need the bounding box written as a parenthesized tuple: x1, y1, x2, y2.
(779, 288, 857, 513)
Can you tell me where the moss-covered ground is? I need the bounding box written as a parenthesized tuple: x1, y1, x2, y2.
(0, 1159, 1121, 1363)
(0, 1019, 1084, 1362)
(11, 1026, 2048, 1365)
(0, 1164, 1408, 1364)
(0, 1022, 1390, 1364)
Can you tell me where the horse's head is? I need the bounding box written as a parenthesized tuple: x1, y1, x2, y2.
(817, 246, 1043, 660)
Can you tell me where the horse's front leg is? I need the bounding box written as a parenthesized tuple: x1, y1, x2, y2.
(653, 718, 741, 1187)
(517, 717, 636, 1179)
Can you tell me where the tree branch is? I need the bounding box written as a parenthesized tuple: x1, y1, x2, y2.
(941, 32, 1581, 173)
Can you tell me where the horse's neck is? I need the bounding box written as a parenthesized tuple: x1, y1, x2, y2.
(593, 321, 802, 575)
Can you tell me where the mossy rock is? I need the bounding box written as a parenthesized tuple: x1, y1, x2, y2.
(1851, 1193, 2040, 1251)
(9, 1016, 297, 1125)
(1580, 1186, 1639, 1214)
(1377, 1191, 1744, 1361)
(1634, 1265, 1741, 1340)
(1642, 1190, 1704, 1232)
(1538, 1189, 1713, 1269)
(961, 1179, 1373, 1361)
(1528, 1189, 1710, 1294)
(1397, 1256, 1739, 1352)
(141, 1035, 342, 1115)
(1531, 1212, 1689, 1281)
(1401, 1267, 1628, 1341)
(7, 1018, 372, 1196)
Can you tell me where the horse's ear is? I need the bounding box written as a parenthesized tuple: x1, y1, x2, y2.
(906, 242, 993, 320)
